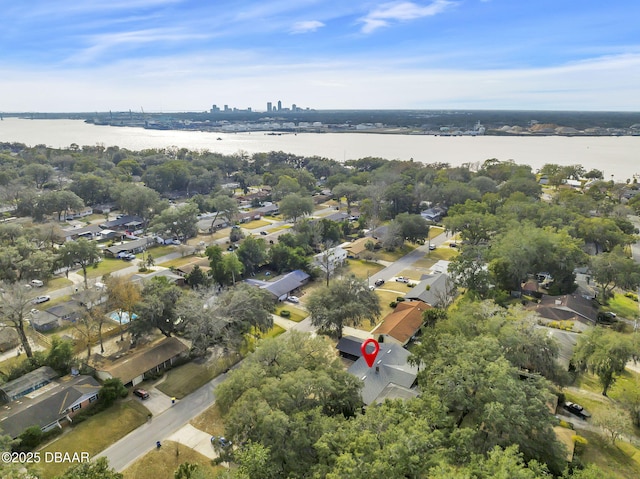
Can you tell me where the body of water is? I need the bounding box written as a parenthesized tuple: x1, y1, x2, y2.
(1, 118, 639, 181)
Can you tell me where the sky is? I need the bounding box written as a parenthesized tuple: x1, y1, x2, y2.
(1, 0, 640, 112)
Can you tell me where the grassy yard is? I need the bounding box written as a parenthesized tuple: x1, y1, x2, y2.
(158, 255, 201, 269)
(148, 244, 178, 258)
(375, 244, 416, 262)
(43, 277, 73, 292)
(122, 440, 225, 479)
(156, 356, 239, 399)
(428, 226, 445, 239)
(190, 404, 226, 437)
(344, 259, 384, 280)
(375, 290, 401, 319)
(85, 258, 131, 279)
(270, 224, 292, 232)
(34, 400, 150, 479)
(574, 430, 640, 479)
(275, 304, 308, 322)
(243, 219, 270, 229)
(243, 325, 287, 353)
(606, 293, 640, 319)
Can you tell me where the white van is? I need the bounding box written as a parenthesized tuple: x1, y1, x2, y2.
(30, 279, 44, 287)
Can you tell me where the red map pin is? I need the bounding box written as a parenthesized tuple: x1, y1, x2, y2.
(360, 338, 380, 368)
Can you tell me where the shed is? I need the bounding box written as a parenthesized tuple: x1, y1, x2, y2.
(336, 336, 364, 361)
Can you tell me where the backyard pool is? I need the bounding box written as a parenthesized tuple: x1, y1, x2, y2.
(109, 311, 138, 324)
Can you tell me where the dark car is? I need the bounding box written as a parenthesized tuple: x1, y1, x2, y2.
(374, 279, 385, 287)
(211, 436, 232, 449)
(562, 401, 591, 419)
(133, 388, 150, 399)
(260, 231, 268, 235)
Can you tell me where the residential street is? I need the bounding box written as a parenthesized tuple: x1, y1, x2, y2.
(96, 230, 449, 471)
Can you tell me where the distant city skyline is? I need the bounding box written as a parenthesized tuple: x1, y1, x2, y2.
(2, 1, 640, 112)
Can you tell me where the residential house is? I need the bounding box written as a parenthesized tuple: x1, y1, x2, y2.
(532, 293, 599, 324)
(312, 246, 348, 274)
(321, 211, 349, 223)
(245, 270, 310, 301)
(44, 301, 84, 323)
(30, 311, 62, 332)
(93, 337, 189, 387)
(373, 301, 430, 347)
(100, 215, 144, 232)
(347, 343, 419, 405)
(405, 272, 455, 307)
(104, 237, 156, 258)
(0, 366, 58, 403)
(336, 336, 364, 362)
(420, 206, 447, 223)
(131, 268, 186, 287)
(64, 207, 93, 221)
(61, 224, 103, 242)
(344, 237, 379, 259)
(0, 375, 100, 438)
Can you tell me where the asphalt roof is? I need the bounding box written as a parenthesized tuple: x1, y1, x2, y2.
(257, 270, 310, 298)
(374, 301, 428, 345)
(336, 336, 364, 358)
(0, 375, 100, 438)
(348, 343, 418, 405)
(405, 273, 451, 307)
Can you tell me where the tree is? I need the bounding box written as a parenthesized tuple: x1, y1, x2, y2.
(185, 265, 210, 288)
(112, 183, 167, 224)
(449, 245, 491, 298)
(0, 281, 37, 357)
(307, 276, 381, 338)
(205, 245, 227, 286)
(37, 189, 85, 221)
(236, 236, 267, 275)
(209, 194, 239, 231)
(149, 202, 199, 241)
(57, 238, 101, 288)
(394, 213, 430, 243)
(590, 246, 640, 299)
(134, 277, 184, 338)
(222, 252, 244, 285)
(104, 275, 141, 342)
(573, 328, 634, 396)
(268, 243, 309, 275)
(174, 462, 212, 479)
(46, 337, 75, 374)
(279, 193, 314, 223)
(24, 163, 54, 188)
(594, 408, 631, 445)
(55, 456, 123, 479)
(99, 378, 129, 407)
(332, 182, 363, 212)
(444, 211, 497, 245)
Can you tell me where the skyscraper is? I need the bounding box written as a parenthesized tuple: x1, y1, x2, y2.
(267, 102, 272, 112)
(277, 100, 282, 111)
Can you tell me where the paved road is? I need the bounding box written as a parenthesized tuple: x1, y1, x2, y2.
(97, 373, 227, 471)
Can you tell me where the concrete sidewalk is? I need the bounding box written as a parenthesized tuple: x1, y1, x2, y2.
(167, 424, 217, 460)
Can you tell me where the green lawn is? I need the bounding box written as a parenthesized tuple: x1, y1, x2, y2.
(607, 293, 640, 319)
(148, 244, 178, 258)
(375, 290, 400, 320)
(156, 356, 239, 399)
(123, 440, 225, 479)
(344, 259, 384, 280)
(243, 219, 270, 229)
(85, 258, 132, 279)
(34, 400, 150, 479)
(378, 280, 413, 293)
(243, 325, 287, 353)
(375, 244, 417, 262)
(275, 304, 308, 322)
(158, 255, 200, 269)
(43, 277, 73, 292)
(574, 430, 640, 479)
(190, 404, 226, 437)
(270, 224, 292, 232)
(428, 226, 445, 239)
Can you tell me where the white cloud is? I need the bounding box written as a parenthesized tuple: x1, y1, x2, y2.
(360, 0, 454, 33)
(291, 20, 325, 34)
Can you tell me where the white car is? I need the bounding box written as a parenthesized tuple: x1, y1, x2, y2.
(32, 295, 51, 304)
(287, 296, 300, 303)
(395, 276, 410, 283)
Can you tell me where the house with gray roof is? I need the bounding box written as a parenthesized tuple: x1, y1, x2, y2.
(104, 237, 156, 258)
(246, 270, 310, 301)
(348, 343, 419, 405)
(405, 273, 455, 307)
(62, 224, 103, 242)
(0, 375, 100, 438)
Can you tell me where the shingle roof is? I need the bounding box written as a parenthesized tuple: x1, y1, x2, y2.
(0, 375, 100, 438)
(374, 301, 428, 345)
(336, 336, 364, 358)
(405, 273, 451, 307)
(348, 343, 418, 405)
(261, 270, 310, 298)
(97, 337, 188, 385)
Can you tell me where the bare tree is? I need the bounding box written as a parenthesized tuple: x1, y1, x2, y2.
(0, 281, 37, 357)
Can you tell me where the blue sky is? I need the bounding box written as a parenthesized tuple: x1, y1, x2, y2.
(1, 0, 640, 111)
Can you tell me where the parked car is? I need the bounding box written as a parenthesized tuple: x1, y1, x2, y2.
(449, 242, 458, 248)
(562, 401, 591, 420)
(122, 253, 136, 261)
(374, 279, 385, 287)
(395, 276, 409, 283)
(133, 388, 149, 399)
(287, 296, 300, 303)
(30, 279, 44, 287)
(429, 244, 436, 251)
(32, 295, 51, 304)
(211, 436, 232, 449)
(260, 231, 268, 235)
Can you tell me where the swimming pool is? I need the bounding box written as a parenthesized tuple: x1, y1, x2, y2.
(109, 311, 138, 324)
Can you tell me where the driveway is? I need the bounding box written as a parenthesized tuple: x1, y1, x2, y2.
(167, 424, 217, 460)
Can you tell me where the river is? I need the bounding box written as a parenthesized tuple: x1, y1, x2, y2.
(1, 118, 638, 181)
